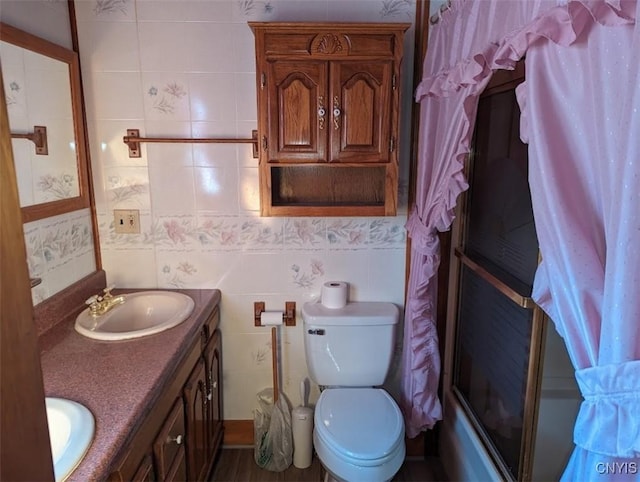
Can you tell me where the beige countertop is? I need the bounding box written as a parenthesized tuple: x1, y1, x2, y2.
(38, 286, 221, 482)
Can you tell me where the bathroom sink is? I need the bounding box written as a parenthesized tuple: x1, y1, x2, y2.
(74, 291, 195, 341)
(45, 397, 94, 482)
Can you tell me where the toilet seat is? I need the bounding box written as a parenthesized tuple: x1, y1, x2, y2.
(314, 388, 404, 464)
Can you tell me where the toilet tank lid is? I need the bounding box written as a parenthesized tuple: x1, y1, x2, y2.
(302, 301, 399, 326)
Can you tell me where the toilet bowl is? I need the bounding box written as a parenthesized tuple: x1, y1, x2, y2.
(313, 388, 405, 482)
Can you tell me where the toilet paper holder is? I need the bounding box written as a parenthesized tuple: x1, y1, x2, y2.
(254, 301, 296, 326)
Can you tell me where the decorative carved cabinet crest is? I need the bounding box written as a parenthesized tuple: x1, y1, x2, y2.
(250, 22, 410, 217)
(312, 33, 350, 55)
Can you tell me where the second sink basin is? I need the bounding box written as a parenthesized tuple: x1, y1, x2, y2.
(75, 291, 195, 341)
(46, 397, 94, 482)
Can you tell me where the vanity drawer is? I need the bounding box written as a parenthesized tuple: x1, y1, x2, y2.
(153, 397, 186, 481)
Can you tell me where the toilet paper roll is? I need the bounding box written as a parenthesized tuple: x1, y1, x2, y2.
(321, 281, 348, 309)
(260, 310, 283, 326)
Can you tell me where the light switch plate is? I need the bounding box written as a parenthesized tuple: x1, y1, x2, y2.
(114, 209, 140, 234)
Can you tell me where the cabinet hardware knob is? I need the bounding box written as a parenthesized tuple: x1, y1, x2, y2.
(333, 96, 341, 130)
(212, 381, 218, 389)
(318, 96, 326, 130)
(168, 434, 183, 445)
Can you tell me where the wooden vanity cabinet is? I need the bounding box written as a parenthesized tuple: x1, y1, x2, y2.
(250, 22, 409, 217)
(108, 307, 222, 482)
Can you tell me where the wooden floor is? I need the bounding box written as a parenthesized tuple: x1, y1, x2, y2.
(210, 448, 448, 482)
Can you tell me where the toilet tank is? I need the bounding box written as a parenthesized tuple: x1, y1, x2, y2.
(302, 301, 399, 386)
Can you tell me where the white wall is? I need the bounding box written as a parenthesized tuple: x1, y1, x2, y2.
(75, 0, 416, 419)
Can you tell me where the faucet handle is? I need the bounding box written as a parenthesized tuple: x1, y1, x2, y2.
(103, 285, 116, 298)
(85, 295, 101, 316)
(85, 295, 100, 306)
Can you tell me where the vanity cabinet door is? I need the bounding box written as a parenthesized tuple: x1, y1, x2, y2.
(183, 358, 208, 481)
(153, 397, 187, 481)
(132, 454, 156, 481)
(204, 330, 223, 464)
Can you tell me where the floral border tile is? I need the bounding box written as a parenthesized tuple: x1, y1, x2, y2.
(284, 218, 326, 249)
(326, 218, 369, 250)
(69, 216, 95, 257)
(154, 215, 199, 249)
(238, 217, 284, 250)
(23, 225, 45, 278)
(196, 216, 242, 250)
(40, 218, 73, 269)
(368, 218, 407, 248)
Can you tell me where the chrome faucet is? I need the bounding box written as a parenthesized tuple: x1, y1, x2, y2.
(85, 285, 125, 317)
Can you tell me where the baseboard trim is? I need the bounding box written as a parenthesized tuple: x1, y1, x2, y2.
(223, 419, 425, 456)
(223, 420, 254, 446)
(405, 433, 424, 457)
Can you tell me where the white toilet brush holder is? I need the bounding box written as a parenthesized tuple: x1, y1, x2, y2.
(292, 380, 314, 469)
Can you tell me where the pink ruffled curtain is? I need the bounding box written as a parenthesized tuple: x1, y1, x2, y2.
(522, 9, 640, 478)
(401, 2, 639, 476)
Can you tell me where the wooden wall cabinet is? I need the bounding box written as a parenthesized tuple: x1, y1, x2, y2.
(108, 308, 222, 482)
(250, 22, 410, 217)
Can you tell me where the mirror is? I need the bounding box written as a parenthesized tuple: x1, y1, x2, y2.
(0, 22, 89, 223)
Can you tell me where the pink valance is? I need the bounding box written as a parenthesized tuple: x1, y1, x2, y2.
(415, 0, 635, 102)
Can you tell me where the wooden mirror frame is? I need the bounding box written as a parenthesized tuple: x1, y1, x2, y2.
(1, 21, 90, 223)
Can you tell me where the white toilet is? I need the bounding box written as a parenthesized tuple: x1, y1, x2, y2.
(302, 301, 405, 482)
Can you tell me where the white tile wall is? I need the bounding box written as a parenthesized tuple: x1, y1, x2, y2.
(76, 0, 416, 420)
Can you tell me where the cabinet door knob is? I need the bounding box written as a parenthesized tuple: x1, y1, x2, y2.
(212, 380, 218, 389)
(167, 434, 183, 445)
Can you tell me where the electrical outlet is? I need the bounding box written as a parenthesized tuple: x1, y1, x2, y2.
(114, 209, 140, 234)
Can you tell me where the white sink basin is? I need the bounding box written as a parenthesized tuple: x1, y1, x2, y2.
(74, 291, 195, 341)
(45, 397, 94, 482)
